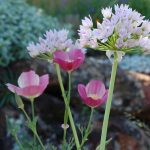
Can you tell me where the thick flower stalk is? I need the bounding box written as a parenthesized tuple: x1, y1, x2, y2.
(78, 4, 150, 150)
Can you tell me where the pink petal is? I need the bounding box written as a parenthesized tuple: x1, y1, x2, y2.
(18, 70, 40, 88)
(15, 86, 43, 98)
(78, 84, 87, 100)
(68, 49, 85, 60)
(39, 74, 49, 90)
(101, 90, 109, 102)
(54, 58, 74, 71)
(54, 50, 69, 60)
(71, 57, 84, 70)
(6, 83, 20, 93)
(83, 97, 105, 108)
(54, 49, 85, 71)
(86, 80, 106, 98)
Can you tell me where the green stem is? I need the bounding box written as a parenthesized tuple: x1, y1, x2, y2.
(80, 108, 94, 148)
(31, 99, 36, 149)
(35, 132, 46, 150)
(99, 52, 118, 150)
(62, 72, 71, 149)
(55, 64, 80, 150)
(14, 134, 24, 150)
(30, 99, 46, 150)
(21, 108, 31, 122)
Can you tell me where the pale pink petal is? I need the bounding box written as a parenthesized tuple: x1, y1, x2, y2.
(18, 70, 40, 88)
(6, 83, 20, 93)
(78, 84, 87, 100)
(101, 90, 108, 102)
(86, 80, 106, 98)
(15, 86, 42, 98)
(39, 74, 49, 88)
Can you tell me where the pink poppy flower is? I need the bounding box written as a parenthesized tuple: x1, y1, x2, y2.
(78, 80, 108, 108)
(6, 70, 49, 99)
(53, 49, 85, 72)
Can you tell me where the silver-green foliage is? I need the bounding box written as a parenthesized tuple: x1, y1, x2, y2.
(120, 55, 150, 73)
(0, 0, 72, 66)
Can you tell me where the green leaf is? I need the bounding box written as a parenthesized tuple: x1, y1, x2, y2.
(15, 93, 24, 109)
(27, 117, 38, 134)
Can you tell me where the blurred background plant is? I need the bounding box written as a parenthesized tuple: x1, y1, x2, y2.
(0, 0, 72, 67)
(0, 69, 18, 107)
(27, 0, 150, 27)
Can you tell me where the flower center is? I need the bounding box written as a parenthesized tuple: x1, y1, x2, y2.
(88, 94, 99, 100)
(66, 59, 73, 63)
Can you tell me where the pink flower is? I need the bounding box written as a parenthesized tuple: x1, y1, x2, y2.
(6, 70, 49, 99)
(78, 80, 108, 108)
(53, 49, 85, 72)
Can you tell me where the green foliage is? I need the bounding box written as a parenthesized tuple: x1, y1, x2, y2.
(27, 0, 117, 19)
(0, 69, 18, 107)
(120, 55, 150, 73)
(28, 0, 150, 25)
(7, 116, 42, 150)
(128, 0, 150, 19)
(0, 0, 72, 66)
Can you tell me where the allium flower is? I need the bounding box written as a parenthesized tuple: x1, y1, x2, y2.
(139, 37, 150, 54)
(78, 16, 98, 48)
(27, 29, 73, 58)
(79, 4, 150, 59)
(78, 80, 108, 108)
(81, 16, 93, 28)
(53, 49, 85, 72)
(6, 70, 49, 99)
(101, 7, 112, 18)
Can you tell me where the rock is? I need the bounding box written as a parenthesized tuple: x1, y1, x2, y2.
(89, 110, 150, 150)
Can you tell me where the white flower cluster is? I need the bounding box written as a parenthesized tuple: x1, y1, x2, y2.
(78, 4, 150, 54)
(27, 29, 74, 57)
(78, 16, 98, 48)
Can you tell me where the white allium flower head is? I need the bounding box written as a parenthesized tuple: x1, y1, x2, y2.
(81, 15, 93, 28)
(71, 40, 87, 53)
(78, 4, 150, 56)
(101, 7, 112, 18)
(139, 37, 150, 54)
(27, 29, 73, 57)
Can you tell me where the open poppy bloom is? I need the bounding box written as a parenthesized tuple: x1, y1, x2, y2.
(6, 70, 49, 99)
(53, 49, 85, 72)
(78, 80, 108, 108)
